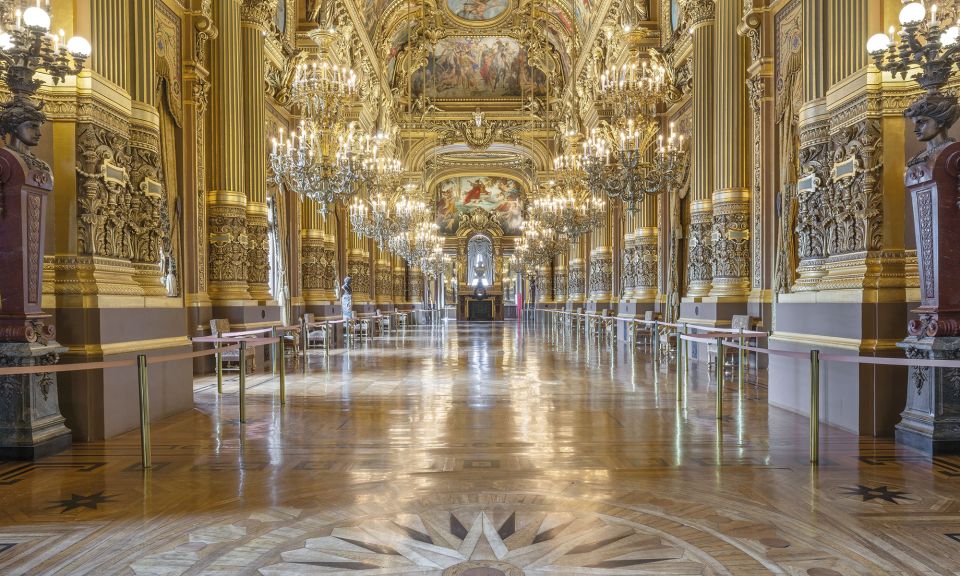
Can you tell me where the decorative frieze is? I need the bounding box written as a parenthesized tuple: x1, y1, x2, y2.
(588, 251, 612, 299)
(207, 204, 249, 287)
(245, 213, 271, 296)
(687, 212, 713, 292)
(824, 118, 883, 256)
(710, 203, 751, 292)
(567, 262, 585, 300)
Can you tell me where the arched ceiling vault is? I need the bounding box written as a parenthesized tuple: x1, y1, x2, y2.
(301, 0, 666, 209)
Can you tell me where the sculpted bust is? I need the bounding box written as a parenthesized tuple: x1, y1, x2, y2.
(0, 98, 46, 157)
(905, 93, 960, 165)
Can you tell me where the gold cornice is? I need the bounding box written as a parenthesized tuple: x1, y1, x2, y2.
(207, 189, 247, 206)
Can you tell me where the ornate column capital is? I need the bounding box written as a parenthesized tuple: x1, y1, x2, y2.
(240, 0, 278, 29)
(680, 0, 716, 29)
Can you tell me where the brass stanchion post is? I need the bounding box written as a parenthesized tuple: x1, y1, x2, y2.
(216, 340, 223, 394)
(279, 334, 286, 406)
(271, 326, 278, 375)
(652, 320, 659, 365)
(675, 327, 682, 401)
(810, 349, 820, 464)
(738, 328, 745, 393)
(136, 354, 152, 469)
(239, 340, 247, 423)
(715, 337, 724, 420)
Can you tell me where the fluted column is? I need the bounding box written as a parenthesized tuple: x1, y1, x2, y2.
(685, 0, 716, 297)
(635, 198, 659, 300)
(710, 0, 751, 297)
(240, 0, 276, 303)
(588, 206, 613, 302)
(207, 0, 252, 303)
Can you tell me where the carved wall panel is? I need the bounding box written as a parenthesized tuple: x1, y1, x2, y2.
(588, 252, 612, 297)
(636, 238, 658, 292)
(687, 213, 712, 287)
(621, 245, 636, 297)
(208, 205, 249, 283)
(246, 215, 271, 287)
(567, 262, 585, 299)
(553, 266, 567, 301)
(301, 239, 326, 290)
(348, 255, 371, 298)
(711, 204, 751, 280)
(824, 117, 883, 256)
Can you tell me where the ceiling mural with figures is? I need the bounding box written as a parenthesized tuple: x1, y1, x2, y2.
(436, 176, 524, 236)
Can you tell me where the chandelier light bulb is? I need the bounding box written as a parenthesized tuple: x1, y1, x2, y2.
(0, 33, 13, 50)
(865, 32, 891, 54)
(899, 2, 925, 25)
(66, 36, 91, 57)
(22, 6, 51, 30)
(941, 26, 960, 46)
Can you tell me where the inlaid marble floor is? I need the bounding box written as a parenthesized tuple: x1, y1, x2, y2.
(1, 322, 959, 575)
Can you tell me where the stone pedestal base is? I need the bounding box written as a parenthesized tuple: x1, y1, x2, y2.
(896, 336, 960, 454)
(0, 341, 72, 459)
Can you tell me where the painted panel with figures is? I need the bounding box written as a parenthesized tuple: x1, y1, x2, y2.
(412, 37, 546, 99)
(436, 176, 523, 236)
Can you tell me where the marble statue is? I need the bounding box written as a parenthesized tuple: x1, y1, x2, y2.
(341, 276, 353, 319)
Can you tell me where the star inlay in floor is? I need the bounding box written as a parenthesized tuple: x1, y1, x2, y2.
(0, 323, 957, 575)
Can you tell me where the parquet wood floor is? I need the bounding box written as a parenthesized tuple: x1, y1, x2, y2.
(0, 322, 958, 575)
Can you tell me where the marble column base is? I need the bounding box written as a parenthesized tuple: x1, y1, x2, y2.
(896, 336, 960, 454)
(0, 341, 72, 459)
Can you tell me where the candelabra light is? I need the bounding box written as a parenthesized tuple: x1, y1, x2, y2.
(0, 0, 90, 152)
(289, 57, 357, 126)
(867, 1, 960, 162)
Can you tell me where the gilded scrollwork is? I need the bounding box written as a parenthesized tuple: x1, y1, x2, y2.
(75, 124, 135, 260)
(567, 262, 585, 299)
(588, 252, 612, 296)
(208, 205, 248, 284)
(621, 245, 636, 296)
(710, 207, 751, 280)
(687, 213, 712, 286)
(246, 215, 271, 287)
(636, 239, 658, 291)
(824, 118, 883, 256)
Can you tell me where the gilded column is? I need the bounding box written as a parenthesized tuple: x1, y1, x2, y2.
(347, 229, 371, 306)
(183, 5, 216, 320)
(621, 228, 636, 300)
(537, 262, 553, 303)
(793, 0, 829, 289)
(127, 0, 167, 297)
(207, 0, 252, 303)
(635, 199, 659, 301)
(684, 0, 716, 297)
(375, 246, 393, 306)
(710, 0, 751, 297)
(301, 199, 329, 307)
(409, 266, 425, 305)
(553, 252, 568, 303)
(567, 236, 586, 304)
(393, 255, 407, 305)
(240, 0, 276, 303)
(588, 206, 613, 302)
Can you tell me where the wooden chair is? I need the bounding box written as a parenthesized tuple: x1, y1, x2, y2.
(708, 315, 755, 373)
(303, 313, 330, 352)
(633, 311, 659, 347)
(374, 310, 391, 335)
(210, 319, 256, 373)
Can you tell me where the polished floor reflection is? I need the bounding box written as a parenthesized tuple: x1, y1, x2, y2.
(1, 322, 959, 575)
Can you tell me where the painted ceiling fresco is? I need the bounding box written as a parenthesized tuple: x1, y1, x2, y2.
(412, 37, 548, 99)
(436, 176, 524, 235)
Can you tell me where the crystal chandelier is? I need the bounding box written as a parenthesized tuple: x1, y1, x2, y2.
(349, 181, 429, 248)
(390, 220, 440, 264)
(600, 119, 687, 211)
(0, 2, 90, 151)
(289, 58, 357, 125)
(421, 244, 448, 279)
(599, 53, 670, 118)
(530, 181, 606, 238)
(270, 120, 347, 213)
(512, 218, 569, 268)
